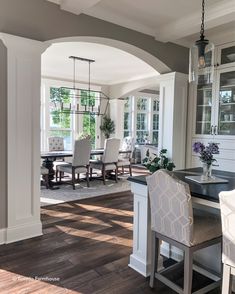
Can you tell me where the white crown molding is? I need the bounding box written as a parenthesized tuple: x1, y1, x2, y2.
(85, 6, 155, 37)
(154, 0, 235, 42)
(60, 0, 101, 15)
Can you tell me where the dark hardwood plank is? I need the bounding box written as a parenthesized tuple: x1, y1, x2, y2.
(0, 191, 220, 294)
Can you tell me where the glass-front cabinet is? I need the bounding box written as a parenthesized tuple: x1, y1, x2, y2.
(219, 43, 235, 68)
(217, 69, 235, 136)
(195, 83, 213, 135)
(193, 41, 235, 138)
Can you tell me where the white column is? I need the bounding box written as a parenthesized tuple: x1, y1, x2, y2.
(158, 72, 188, 169)
(109, 99, 125, 140)
(0, 33, 48, 243)
(129, 181, 163, 277)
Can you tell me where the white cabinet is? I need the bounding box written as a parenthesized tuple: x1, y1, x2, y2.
(188, 41, 235, 172)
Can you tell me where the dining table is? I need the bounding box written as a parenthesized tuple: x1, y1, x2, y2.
(127, 167, 235, 277)
(41, 149, 131, 188)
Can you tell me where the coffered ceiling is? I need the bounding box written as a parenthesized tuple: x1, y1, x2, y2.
(47, 0, 235, 46)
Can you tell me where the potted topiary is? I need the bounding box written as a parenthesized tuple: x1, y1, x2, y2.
(143, 148, 175, 173)
(100, 115, 115, 139)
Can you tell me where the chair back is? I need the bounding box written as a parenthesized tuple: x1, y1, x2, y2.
(120, 136, 134, 159)
(146, 169, 193, 246)
(102, 138, 120, 164)
(219, 190, 235, 267)
(48, 137, 64, 151)
(72, 138, 91, 167)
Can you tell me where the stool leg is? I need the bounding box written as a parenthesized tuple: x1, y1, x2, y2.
(150, 231, 159, 288)
(222, 264, 232, 294)
(183, 247, 193, 294)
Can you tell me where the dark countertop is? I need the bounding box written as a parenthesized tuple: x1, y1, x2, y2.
(128, 167, 235, 203)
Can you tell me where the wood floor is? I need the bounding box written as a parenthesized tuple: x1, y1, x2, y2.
(0, 191, 220, 294)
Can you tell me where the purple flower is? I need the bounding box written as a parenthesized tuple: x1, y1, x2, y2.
(207, 142, 219, 154)
(192, 141, 219, 165)
(193, 142, 205, 153)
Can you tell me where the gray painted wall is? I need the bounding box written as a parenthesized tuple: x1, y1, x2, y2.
(0, 0, 189, 74)
(0, 40, 7, 229)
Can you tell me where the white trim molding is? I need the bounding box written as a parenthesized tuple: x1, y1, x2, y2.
(6, 222, 42, 244)
(0, 33, 48, 244)
(0, 229, 6, 245)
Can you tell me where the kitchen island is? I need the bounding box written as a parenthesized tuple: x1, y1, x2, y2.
(128, 168, 235, 277)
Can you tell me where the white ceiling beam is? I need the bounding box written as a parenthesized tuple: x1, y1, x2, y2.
(155, 0, 235, 42)
(60, 0, 102, 15)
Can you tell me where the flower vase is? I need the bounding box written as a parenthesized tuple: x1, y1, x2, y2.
(201, 163, 212, 180)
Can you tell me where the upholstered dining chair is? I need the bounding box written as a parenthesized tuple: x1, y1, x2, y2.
(219, 189, 235, 294)
(146, 169, 222, 294)
(48, 136, 64, 151)
(117, 136, 134, 176)
(90, 138, 120, 185)
(56, 138, 91, 189)
(41, 166, 49, 189)
(48, 136, 65, 162)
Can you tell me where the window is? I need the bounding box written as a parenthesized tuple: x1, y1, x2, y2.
(49, 87, 72, 150)
(41, 79, 102, 151)
(136, 97, 149, 143)
(123, 95, 159, 145)
(152, 99, 159, 144)
(123, 97, 132, 137)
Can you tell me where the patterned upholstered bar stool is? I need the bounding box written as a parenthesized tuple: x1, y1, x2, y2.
(146, 170, 222, 294)
(219, 189, 235, 294)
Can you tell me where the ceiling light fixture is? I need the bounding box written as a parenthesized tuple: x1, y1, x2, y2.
(51, 56, 110, 116)
(189, 0, 214, 84)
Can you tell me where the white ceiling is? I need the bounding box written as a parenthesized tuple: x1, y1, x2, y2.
(42, 42, 158, 85)
(47, 0, 235, 46)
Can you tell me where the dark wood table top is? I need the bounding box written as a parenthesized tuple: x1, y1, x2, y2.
(41, 149, 131, 159)
(128, 167, 235, 203)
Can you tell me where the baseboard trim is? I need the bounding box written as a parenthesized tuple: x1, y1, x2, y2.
(6, 221, 42, 244)
(0, 228, 6, 244)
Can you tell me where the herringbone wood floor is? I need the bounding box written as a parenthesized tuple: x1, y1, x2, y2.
(0, 192, 220, 293)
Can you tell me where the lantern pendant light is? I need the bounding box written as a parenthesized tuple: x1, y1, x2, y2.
(189, 0, 214, 85)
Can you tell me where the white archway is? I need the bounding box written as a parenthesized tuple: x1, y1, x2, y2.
(44, 36, 170, 75)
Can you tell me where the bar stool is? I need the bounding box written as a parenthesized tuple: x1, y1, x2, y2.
(219, 189, 235, 294)
(146, 169, 222, 294)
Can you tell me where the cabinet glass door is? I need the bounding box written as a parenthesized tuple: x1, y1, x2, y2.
(218, 70, 235, 135)
(221, 45, 235, 66)
(195, 83, 213, 135)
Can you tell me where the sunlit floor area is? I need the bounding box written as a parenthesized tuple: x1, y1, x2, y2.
(0, 192, 221, 294)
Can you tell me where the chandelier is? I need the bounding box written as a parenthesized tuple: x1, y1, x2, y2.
(189, 0, 214, 85)
(51, 56, 110, 116)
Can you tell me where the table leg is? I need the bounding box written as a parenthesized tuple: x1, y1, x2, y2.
(42, 158, 59, 190)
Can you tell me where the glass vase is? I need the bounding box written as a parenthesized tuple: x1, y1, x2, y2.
(201, 163, 212, 180)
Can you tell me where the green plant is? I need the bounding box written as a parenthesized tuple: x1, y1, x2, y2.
(100, 115, 115, 139)
(143, 149, 175, 173)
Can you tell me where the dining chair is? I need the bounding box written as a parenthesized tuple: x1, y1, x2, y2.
(56, 138, 91, 189)
(117, 136, 134, 176)
(48, 136, 64, 151)
(219, 189, 235, 294)
(90, 138, 120, 185)
(146, 169, 222, 294)
(41, 166, 49, 189)
(48, 136, 65, 162)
